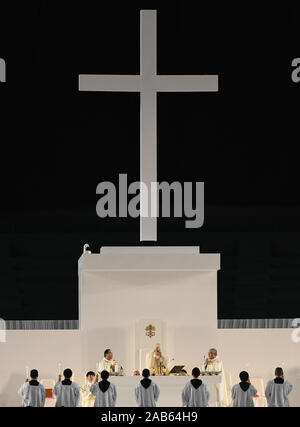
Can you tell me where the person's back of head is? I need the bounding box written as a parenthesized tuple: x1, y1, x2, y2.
(275, 367, 284, 377)
(63, 368, 72, 379)
(30, 369, 38, 379)
(239, 371, 249, 382)
(101, 370, 109, 381)
(192, 367, 200, 378)
(142, 368, 150, 378)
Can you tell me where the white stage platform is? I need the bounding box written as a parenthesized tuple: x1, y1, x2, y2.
(1, 247, 300, 407)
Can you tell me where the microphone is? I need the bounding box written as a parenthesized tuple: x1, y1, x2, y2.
(204, 355, 207, 370)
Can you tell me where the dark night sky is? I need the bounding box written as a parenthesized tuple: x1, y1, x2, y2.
(0, 0, 300, 321)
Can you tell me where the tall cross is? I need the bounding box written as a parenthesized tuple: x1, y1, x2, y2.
(79, 9, 218, 241)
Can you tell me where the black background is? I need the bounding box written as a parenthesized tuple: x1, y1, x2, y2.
(0, 0, 300, 321)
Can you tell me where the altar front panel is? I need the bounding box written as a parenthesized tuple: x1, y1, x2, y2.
(109, 376, 221, 407)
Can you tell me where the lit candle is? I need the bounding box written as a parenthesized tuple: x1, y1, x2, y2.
(25, 366, 29, 379)
(58, 363, 61, 376)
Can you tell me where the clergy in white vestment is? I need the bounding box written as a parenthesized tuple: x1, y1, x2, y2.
(182, 367, 210, 407)
(79, 371, 96, 407)
(231, 371, 257, 407)
(135, 368, 160, 407)
(90, 370, 117, 407)
(18, 369, 45, 407)
(203, 348, 228, 406)
(53, 368, 80, 407)
(149, 343, 169, 375)
(265, 367, 293, 407)
(97, 349, 122, 376)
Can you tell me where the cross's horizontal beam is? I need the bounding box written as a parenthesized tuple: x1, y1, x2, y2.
(79, 74, 218, 93)
(79, 75, 141, 92)
(156, 75, 218, 91)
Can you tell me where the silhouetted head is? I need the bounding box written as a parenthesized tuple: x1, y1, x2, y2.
(275, 367, 284, 377)
(63, 368, 72, 379)
(239, 371, 249, 382)
(30, 369, 38, 379)
(142, 368, 150, 378)
(101, 370, 110, 380)
(192, 367, 200, 378)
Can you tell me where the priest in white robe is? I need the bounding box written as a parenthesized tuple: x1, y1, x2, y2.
(231, 371, 257, 407)
(203, 348, 228, 406)
(97, 348, 122, 376)
(182, 367, 209, 407)
(18, 369, 45, 407)
(90, 370, 117, 407)
(149, 344, 169, 375)
(79, 371, 96, 407)
(53, 368, 80, 407)
(135, 368, 160, 407)
(265, 367, 293, 407)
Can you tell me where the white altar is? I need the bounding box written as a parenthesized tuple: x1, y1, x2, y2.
(44, 375, 221, 407)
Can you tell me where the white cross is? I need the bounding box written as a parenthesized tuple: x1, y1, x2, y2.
(79, 9, 218, 241)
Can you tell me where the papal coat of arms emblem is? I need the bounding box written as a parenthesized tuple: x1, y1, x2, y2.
(145, 324, 156, 338)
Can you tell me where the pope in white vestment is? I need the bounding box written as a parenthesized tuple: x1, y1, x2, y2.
(265, 368, 293, 407)
(90, 370, 117, 407)
(135, 369, 160, 407)
(18, 380, 45, 407)
(231, 371, 257, 407)
(148, 343, 169, 375)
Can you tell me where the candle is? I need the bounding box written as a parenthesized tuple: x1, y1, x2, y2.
(58, 363, 62, 375)
(25, 366, 29, 379)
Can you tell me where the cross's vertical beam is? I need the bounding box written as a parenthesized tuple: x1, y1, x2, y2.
(140, 10, 157, 241)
